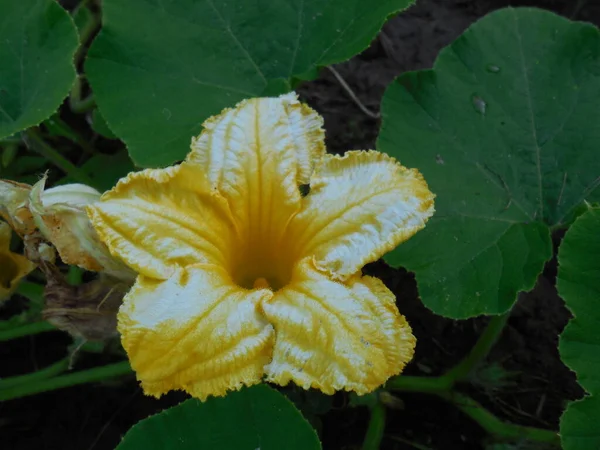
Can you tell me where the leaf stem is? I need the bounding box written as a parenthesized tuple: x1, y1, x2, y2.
(386, 311, 559, 445)
(0, 321, 56, 341)
(437, 391, 560, 445)
(444, 312, 510, 383)
(73, 2, 101, 69)
(24, 129, 95, 185)
(0, 358, 69, 389)
(387, 311, 509, 394)
(44, 114, 96, 154)
(361, 400, 386, 450)
(0, 361, 132, 401)
(385, 375, 452, 393)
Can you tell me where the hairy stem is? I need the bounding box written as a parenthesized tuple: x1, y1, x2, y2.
(0, 361, 132, 401)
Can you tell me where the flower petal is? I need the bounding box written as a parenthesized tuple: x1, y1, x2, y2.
(119, 264, 274, 400)
(186, 93, 325, 248)
(289, 151, 435, 279)
(88, 164, 237, 279)
(0, 222, 35, 301)
(262, 258, 415, 395)
(29, 178, 133, 279)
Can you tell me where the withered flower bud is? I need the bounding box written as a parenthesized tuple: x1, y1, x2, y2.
(41, 260, 129, 341)
(0, 180, 35, 235)
(0, 176, 135, 281)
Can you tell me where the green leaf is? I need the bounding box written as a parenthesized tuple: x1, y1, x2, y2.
(0, 0, 78, 139)
(557, 207, 600, 450)
(116, 384, 321, 450)
(90, 109, 118, 139)
(378, 7, 600, 318)
(86, 0, 415, 167)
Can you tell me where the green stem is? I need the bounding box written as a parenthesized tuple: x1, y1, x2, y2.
(67, 265, 84, 286)
(73, 2, 101, 68)
(44, 114, 96, 154)
(385, 375, 452, 394)
(387, 312, 510, 394)
(0, 361, 132, 401)
(15, 281, 44, 306)
(24, 129, 95, 185)
(0, 321, 56, 341)
(70, 91, 96, 114)
(386, 311, 559, 445)
(438, 391, 560, 445)
(362, 401, 386, 450)
(0, 358, 69, 390)
(444, 312, 510, 383)
(0, 136, 22, 145)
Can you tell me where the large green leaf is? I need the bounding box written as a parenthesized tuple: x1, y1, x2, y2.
(378, 7, 600, 318)
(0, 0, 78, 139)
(116, 384, 321, 450)
(557, 207, 600, 450)
(86, 0, 414, 167)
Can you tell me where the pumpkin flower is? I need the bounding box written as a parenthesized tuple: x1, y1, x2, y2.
(0, 221, 35, 302)
(87, 93, 435, 400)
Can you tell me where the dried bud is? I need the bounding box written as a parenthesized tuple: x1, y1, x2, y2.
(0, 176, 135, 281)
(0, 180, 36, 235)
(0, 222, 36, 301)
(41, 261, 128, 341)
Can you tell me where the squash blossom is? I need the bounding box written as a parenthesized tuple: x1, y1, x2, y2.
(0, 222, 35, 301)
(87, 93, 435, 400)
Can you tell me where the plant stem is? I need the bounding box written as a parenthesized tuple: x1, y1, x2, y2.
(70, 90, 96, 114)
(438, 391, 560, 446)
(362, 401, 386, 450)
(0, 358, 69, 389)
(73, 2, 101, 69)
(15, 281, 44, 306)
(0, 361, 132, 401)
(444, 312, 510, 383)
(385, 375, 452, 393)
(0, 321, 56, 341)
(387, 312, 510, 394)
(24, 129, 95, 185)
(45, 114, 96, 154)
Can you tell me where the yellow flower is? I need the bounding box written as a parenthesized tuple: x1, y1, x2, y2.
(88, 93, 435, 400)
(0, 222, 35, 301)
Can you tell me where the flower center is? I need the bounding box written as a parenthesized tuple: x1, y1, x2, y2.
(229, 240, 295, 291)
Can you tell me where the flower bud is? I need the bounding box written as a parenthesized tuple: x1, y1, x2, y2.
(28, 177, 135, 281)
(0, 221, 35, 301)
